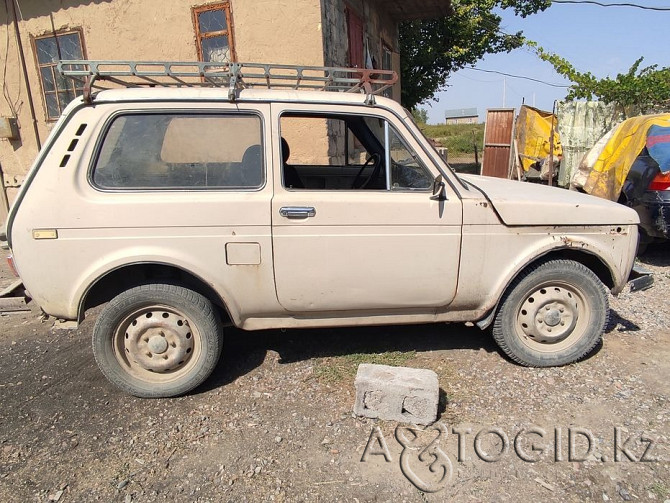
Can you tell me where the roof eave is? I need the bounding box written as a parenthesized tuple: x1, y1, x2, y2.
(377, 0, 453, 22)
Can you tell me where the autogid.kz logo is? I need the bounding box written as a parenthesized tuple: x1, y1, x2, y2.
(361, 422, 662, 493)
(362, 423, 452, 493)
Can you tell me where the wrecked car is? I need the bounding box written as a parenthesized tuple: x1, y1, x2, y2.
(621, 128, 670, 250)
(3, 61, 652, 398)
(572, 114, 670, 251)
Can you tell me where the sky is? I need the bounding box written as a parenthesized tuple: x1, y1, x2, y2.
(423, 0, 670, 124)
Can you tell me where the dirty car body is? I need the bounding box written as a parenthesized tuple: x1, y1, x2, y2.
(5, 68, 648, 397)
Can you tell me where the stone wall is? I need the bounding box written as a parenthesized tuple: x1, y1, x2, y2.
(320, 0, 401, 163)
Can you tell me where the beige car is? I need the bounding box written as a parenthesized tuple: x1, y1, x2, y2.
(5, 62, 652, 397)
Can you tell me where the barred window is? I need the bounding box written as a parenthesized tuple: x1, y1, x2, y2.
(193, 3, 236, 63)
(33, 30, 85, 120)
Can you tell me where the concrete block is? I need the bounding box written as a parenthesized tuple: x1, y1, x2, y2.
(354, 364, 439, 425)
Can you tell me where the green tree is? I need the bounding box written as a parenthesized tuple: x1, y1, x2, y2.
(528, 42, 670, 115)
(411, 108, 429, 124)
(399, 0, 550, 109)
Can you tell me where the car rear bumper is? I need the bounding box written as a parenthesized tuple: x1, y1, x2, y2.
(641, 191, 670, 239)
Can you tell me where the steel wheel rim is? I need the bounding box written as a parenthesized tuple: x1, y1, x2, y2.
(514, 281, 590, 353)
(112, 304, 202, 383)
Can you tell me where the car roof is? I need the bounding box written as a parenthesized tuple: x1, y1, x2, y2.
(83, 87, 401, 109)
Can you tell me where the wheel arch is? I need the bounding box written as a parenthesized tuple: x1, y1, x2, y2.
(79, 262, 235, 325)
(476, 247, 614, 330)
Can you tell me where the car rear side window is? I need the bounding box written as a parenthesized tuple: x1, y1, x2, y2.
(92, 113, 264, 190)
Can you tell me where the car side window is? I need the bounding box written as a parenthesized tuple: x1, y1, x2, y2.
(389, 126, 433, 190)
(92, 113, 264, 190)
(279, 113, 432, 191)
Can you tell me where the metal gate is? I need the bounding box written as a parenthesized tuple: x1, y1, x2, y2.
(481, 108, 515, 178)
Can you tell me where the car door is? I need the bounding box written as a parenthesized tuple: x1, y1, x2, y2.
(270, 103, 463, 313)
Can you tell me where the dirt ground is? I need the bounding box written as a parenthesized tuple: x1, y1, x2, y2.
(0, 245, 668, 502)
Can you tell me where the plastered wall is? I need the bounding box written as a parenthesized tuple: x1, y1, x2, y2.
(0, 0, 325, 204)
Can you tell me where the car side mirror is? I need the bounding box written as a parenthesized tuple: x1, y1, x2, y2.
(430, 175, 447, 201)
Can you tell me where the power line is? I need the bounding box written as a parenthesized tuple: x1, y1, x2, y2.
(454, 72, 502, 83)
(463, 67, 570, 88)
(552, 0, 670, 11)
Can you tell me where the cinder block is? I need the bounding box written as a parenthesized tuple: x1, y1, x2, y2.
(353, 364, 439, 425)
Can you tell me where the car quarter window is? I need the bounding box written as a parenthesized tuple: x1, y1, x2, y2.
(279, 113, 433, 191)
(92, 113, 264, 190)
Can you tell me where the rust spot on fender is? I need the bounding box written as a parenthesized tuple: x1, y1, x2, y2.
(609, 226, 628, 235)
(557, 236, 586, 248)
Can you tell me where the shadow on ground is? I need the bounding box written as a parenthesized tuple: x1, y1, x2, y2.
(200, 322, 497, 393)
(607, 309, 641, 332)
(638, 241, 670, 267)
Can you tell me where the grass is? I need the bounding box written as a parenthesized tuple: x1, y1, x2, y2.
(313, 350, 417, 383)
(417, 123, 485, 156)
(650, 482, 668, 499)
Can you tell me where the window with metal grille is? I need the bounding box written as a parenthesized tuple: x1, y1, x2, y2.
(193, 2, 236, 63)
(33, 30, 85, 120)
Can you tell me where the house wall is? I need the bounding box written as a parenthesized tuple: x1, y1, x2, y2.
(321, 0, 400, 101)
(0, 0, 325, 205)
(446, 117, 478, 125)
(320, 0, 400, 162)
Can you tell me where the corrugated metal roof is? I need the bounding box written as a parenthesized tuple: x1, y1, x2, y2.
(445, 108, 478, 119)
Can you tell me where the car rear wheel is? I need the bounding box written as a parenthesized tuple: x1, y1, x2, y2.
(492, 260, 609, 367)
(92, 283, 223, 398)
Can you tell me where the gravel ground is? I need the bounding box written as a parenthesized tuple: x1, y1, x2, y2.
(0, 244, 668, 502)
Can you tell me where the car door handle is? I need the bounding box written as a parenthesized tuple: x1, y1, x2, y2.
(279, 206, 316, 219)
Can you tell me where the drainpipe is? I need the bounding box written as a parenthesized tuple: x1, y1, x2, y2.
(9, 0, 42, 151)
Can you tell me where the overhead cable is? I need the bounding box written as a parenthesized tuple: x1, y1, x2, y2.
(463, 67, 570, 88)
(553, 0, 670, 11)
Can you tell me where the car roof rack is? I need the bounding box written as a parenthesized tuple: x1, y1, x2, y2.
(58, 60, 397, 104)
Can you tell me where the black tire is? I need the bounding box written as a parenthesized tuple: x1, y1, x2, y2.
(492, 259, 609, 367)
(92, 283, 223, 398)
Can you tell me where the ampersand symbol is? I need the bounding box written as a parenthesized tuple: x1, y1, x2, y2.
(396, 422, 453, 493)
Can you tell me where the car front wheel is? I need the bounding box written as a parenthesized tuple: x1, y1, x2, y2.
(92, 283, 223, 398)
(492, 259, 609, 367)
